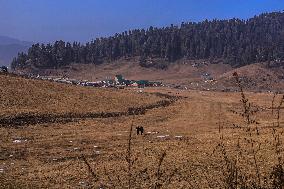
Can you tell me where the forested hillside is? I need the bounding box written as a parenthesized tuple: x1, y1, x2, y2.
(11, 12, 284, 70)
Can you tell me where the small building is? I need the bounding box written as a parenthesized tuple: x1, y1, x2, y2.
(131, 82, 138, 87)
(201, 73, 214, 81)
(0, 66, 8, 73)
(115, 75, 125, 84)
(148, 81, 162, 87)
(137, 80, 149, 88)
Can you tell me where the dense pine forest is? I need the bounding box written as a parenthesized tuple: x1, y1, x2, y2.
(11, 12, 284, 70)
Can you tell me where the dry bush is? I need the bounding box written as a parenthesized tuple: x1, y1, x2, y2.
(214, 72, 284, 189)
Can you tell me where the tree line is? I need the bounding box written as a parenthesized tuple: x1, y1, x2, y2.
(11, 12, 284, 70)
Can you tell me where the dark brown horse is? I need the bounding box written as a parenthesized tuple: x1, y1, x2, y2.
(136, 126, 144, 135)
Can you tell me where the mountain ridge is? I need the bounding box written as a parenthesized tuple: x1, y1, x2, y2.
(0, 35, 32, 46)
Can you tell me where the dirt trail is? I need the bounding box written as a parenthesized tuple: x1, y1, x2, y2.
(0, 94, 179, 127)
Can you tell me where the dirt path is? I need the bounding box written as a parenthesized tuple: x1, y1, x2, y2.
(0, 93, 179, 127)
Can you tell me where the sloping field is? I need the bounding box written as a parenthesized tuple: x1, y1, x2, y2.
(0, 73, 163, 118)
(219, 63, 284, 92)
(0, 73, 284, 188)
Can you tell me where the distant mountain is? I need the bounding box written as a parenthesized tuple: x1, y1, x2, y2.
(0, 36, 32, 67)
(0, 36, 32, 46)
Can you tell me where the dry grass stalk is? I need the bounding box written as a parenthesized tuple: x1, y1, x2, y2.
(154, 151, 167, 189)
(276, 95, 284, 128)
(80, 154, 97, 181)
(215, 72, 259, 187)
(272, 93, 276, 116)
(126, 114, 135, 189)
(214, 72, 284, 188)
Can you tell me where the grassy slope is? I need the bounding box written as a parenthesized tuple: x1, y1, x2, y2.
(0, 74, 161, 117)
(219, 63, 284, 91)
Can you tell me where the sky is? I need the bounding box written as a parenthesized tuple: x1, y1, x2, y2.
(0, 0, 283, 43)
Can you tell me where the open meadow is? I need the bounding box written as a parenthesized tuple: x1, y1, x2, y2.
(0, 73, 284, 188)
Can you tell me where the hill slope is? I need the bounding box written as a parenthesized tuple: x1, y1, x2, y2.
(20, 58, 284, 92)
(218, 62, 284, 91)
(0, 73, 162, 118)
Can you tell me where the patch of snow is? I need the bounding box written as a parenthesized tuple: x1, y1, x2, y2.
(157, 135, 169, 138)
(13, 139, 27, 143)
(175, 136, 183, 138)
(79, 181, 88, 187)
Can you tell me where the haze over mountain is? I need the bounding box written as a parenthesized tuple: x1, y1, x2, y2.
(0, 36, 32, 67)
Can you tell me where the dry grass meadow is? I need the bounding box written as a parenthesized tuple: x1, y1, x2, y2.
(0, 73, 284, 188)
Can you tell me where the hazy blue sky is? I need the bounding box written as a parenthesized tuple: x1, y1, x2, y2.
(0, 0, 283, 43)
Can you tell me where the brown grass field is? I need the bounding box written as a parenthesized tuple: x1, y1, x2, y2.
(0, 73, 284, 188)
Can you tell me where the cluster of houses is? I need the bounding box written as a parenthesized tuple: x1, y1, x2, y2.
(1, 66, 163, 89)
(113, 75, 162, 88)
(30, 74, 162, 89)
